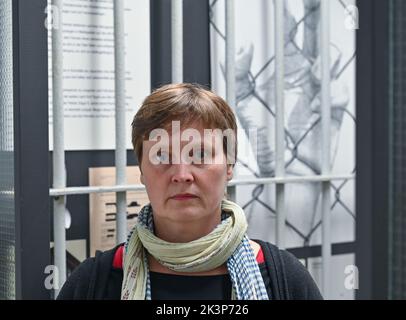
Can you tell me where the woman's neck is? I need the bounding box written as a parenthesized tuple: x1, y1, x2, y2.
(153, 212, 222, 243)
(147, 206, 228, 275)
(147, 254, 228, 276)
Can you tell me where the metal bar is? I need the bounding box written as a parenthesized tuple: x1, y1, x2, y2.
(288, 241, 356, 260)
(275, 0, 285, 249)
(387, 0, 395, 300)
(49, 173, 356, 197)
(50, 184, 147, 197)
(320, 0, 332, 299)
(113, 0, 127, 245)
(51, 0, 66, 296)
(225, 0, 235, 108)
(12, 0, 50, 299)
(356, 0, 390, 300)
(227, 185, 236, 202)
(225, 0, 236, 202)
(171, 0, 183, 83)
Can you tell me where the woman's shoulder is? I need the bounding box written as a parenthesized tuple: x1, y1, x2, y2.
(56, 256, 96, 299)
(249, 240, 261, 257)
(57, 245, 122, 300)
(252, 239, 323, 300)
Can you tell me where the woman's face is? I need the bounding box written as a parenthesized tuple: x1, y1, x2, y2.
(140, 121, 234, 224)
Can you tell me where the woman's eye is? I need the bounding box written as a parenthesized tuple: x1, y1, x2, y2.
(193, 149, 208, 162)
(156, 151, 169, 163)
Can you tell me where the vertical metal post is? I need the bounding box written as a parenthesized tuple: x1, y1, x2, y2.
(320, 0, 331, 299)
(275, 0, 285, 249)
(171, 0, 183, 83)
(113, 0, 127, 245)
(225, 0, 236, 202)
(51, 0, 66, 296)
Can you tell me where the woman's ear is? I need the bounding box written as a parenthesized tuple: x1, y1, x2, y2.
(226, 165, 233, 181)
(140, 173, 145, 185)
(139, 162, 145, 185)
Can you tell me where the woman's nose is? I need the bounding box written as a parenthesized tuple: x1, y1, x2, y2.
(170, 164, 194, 183)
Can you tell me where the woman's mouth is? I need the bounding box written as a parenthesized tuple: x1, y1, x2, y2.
(170, 194, 198, 201)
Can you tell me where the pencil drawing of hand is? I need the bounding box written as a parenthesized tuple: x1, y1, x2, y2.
(220, 0, 352, 243)
(228, 0, 349, 178)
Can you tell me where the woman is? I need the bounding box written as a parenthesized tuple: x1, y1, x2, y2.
(58, 83, 323, 300)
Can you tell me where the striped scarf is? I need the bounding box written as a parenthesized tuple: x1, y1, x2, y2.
(121, 199, 269, 300)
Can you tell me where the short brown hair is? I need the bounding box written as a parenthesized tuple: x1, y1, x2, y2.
(131, 83, 237, 166)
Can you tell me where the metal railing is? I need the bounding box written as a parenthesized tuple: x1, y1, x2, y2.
(320, 0, 332, 298)
(51, 0, 66, 296)
(113, 0, 127, 245)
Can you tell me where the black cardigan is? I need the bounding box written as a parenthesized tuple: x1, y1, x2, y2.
(57, 239, 323, 300)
